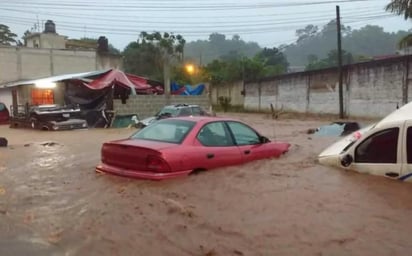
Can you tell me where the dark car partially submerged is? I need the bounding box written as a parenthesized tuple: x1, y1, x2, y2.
(10, 104, 88, 131)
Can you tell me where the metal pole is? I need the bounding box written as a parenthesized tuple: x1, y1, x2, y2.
(336, 5, 344, 118)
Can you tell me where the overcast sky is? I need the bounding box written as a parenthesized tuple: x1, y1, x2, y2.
(1, 0, 411, 50)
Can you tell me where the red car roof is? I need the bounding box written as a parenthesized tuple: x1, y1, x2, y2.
(165, 116, 238, 123)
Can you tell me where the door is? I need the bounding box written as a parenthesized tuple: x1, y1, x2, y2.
(190, 121, 242, 169)
(225, 121, 271, 163)
(400, 121, 412, 181)
(349, 125, 402, 179)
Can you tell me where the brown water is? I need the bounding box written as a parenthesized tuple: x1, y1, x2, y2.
(1, 113, 411, 256)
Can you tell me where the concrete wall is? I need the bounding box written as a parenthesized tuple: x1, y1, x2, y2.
(0, 46, 123, 84)
(113, 95, 211, 119)
(26, 33, 67, 49)
(210, 81, 244, 106)
(242, 55, 412, 118)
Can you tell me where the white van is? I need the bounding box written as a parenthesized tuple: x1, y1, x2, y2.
(318, 102, 412, 182)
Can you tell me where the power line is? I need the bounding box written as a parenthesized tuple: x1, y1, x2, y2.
(0, 0, 379, 11)
(0, 11, 391, 30)
(1, 5, 385, 20)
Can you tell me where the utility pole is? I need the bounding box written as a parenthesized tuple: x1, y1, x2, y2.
(336, 5, 344, 119)
(163, 56, 171, 104)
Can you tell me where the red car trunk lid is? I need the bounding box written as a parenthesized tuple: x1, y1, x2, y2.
(101, 139, 175, 172)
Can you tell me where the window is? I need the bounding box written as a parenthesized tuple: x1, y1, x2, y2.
(407, 127, 412, 164)
(227, 121, 260, 145)
(191, 107, 202, 115)
(131, 119, 195, 144)
(178, 107, 192, 116)
(31, 88, 54, 105)
(197, 122, 234, 147)
(355, 128, 399, 164)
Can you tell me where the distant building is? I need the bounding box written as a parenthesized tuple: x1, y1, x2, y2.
(0, 20, 122, 110)
(24, 20, 67, 49)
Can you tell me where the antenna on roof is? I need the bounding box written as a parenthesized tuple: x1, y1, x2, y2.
(36, 14, 40, 32)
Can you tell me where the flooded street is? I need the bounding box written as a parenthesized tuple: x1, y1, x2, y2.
(1, 113, 412, 256)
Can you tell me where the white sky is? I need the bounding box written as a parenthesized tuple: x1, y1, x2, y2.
(1, 0, 411, 50)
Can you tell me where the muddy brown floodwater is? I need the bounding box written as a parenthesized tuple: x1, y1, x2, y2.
(1, 113, 412, 256)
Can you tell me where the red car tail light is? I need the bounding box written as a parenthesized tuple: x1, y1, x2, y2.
(146, 155, 171, 172)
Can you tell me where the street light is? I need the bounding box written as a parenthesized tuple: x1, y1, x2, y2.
(185, 64, 195, 75)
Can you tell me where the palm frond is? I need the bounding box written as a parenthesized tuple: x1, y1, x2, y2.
(398, 34, 412, 48)
(385, 0, 412, 20)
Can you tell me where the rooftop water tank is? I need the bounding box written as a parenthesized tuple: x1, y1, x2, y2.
(44, 20, 56, 34)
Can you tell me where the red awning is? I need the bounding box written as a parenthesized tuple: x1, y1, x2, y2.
(81, 69, 162, 94)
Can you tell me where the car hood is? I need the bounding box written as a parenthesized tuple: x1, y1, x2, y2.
(318, 124, 373, 158)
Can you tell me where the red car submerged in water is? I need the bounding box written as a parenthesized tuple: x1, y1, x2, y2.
(96, 116, 290, 180)
(0, 102, 10, 124)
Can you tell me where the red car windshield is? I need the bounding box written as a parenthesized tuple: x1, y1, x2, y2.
(131, 119, 195, 144)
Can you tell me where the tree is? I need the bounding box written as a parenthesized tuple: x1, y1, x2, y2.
(284, 20, 406, 66)
(123, 32, 185, 95)
(386, 0, 412, 20)
(305, 49, 353, 70)
(296, 25, 318, 43)
(255, 47, 289, 74)
(0, 24, 17, 46)
(184, 33, 261, 65)
(386, 0, 412, 48)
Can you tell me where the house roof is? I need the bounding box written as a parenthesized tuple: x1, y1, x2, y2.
(0, 69, 110, 89)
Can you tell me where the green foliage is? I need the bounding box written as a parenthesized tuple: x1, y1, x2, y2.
(123, 41, 163, 81)
(172, 64, 207, 85)
(255, 47, 289, 74)
(305, 49, 354, 70)
(140, 31, 185, 57)
(123, 31, 185, 81)
(203, 46, 288, 84)
(386, 0, 412, 20)
(0, 24, 17, 46)
(284, 20, 408, 66)
(184, 33, 261, 65)
(385, 1, 412, 49)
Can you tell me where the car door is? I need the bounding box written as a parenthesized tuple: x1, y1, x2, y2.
(347, 124, 402, 179)
(400, 120, 412, 181)
(225, 121, 272, 163)
(189, 121, 242, 169)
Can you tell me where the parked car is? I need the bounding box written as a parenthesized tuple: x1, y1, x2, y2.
(10, 104, 88, 131)
(318, 101, 412, 182)
(0, 102, 9, 124)
(96, 116, 290, 180)
(137, 104, 210, 128)
(29, 104, 88, 131)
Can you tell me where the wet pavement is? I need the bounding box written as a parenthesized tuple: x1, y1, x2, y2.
(1, 113, 412, 256)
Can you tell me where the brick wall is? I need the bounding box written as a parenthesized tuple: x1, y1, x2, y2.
(113, 95, 211, 119)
